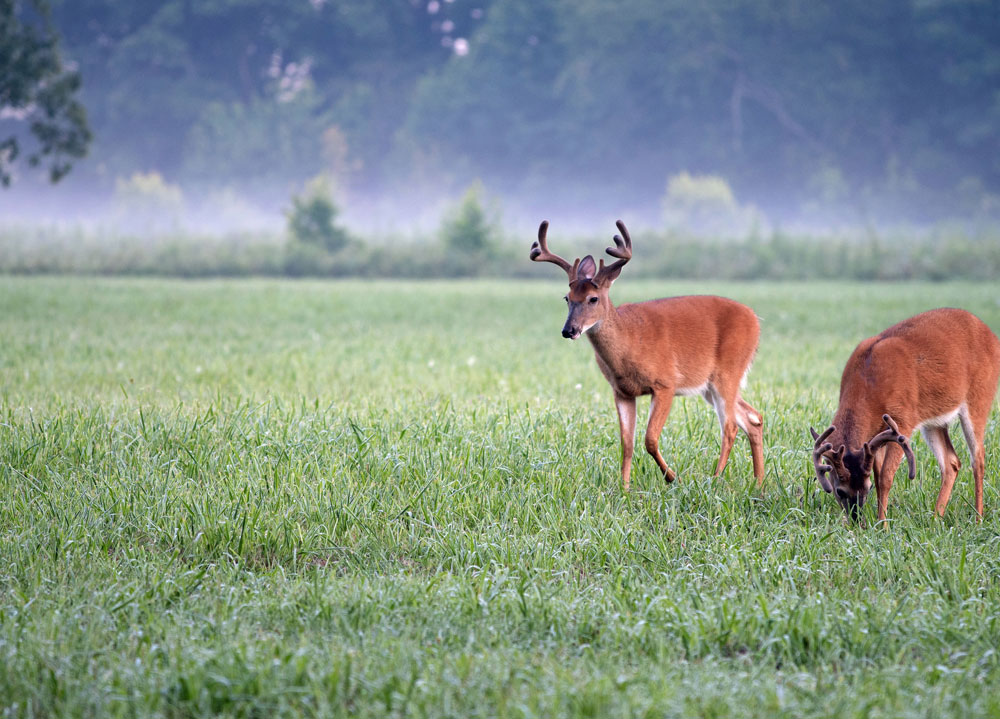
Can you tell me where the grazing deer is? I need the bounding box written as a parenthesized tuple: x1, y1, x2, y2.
(811, 308, 1000, 522)
(530, 219, 765, 490)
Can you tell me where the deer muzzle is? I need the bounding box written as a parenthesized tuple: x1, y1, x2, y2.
(836, 487, 865, 521)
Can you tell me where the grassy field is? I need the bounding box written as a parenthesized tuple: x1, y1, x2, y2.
(2, 276, 1000, 718)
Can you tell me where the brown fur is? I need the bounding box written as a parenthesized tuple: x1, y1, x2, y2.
(531, 220, 765, 491)
(813, 308, 1000, 521)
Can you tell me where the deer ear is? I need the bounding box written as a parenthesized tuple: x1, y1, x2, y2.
(577, 255, 597, 281)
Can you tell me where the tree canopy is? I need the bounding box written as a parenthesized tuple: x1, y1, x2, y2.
(0, 0, 91, 186)
(20, 0, 1000, 221)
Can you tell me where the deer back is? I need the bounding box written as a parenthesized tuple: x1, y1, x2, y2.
(588, 295, 760, 396)
(835, 308, 1000, 439)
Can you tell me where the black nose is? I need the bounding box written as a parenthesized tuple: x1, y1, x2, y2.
(836, 489, 863, 520)
(847, 501, 862, 522)
(562, 326, 577, 338)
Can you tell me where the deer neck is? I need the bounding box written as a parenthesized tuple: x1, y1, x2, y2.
(830, 408, 880, 452)
(584, 303, 627, 367)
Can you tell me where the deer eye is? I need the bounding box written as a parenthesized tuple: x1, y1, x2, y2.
(588, 296, 599, 304)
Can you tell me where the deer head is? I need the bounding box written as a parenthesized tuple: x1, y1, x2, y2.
(810, 414, 915, 520)
(529, 220, 632, 340)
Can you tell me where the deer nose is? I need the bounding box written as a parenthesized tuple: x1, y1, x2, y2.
(562, 326, 577, 339)
(836, 489, 863, 520)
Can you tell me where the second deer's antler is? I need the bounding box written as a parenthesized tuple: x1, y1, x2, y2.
(810, 425, 836, 493)
(863, 414, 916, 479)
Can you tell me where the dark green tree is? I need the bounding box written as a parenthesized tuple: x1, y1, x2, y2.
(46, 0, 451, 191)
(0, 0, 90, 186)
(440, 181, 498, 254)
(286, 176, 349, 253)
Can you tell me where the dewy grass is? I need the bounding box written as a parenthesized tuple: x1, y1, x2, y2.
(2, 277, 1000, 718)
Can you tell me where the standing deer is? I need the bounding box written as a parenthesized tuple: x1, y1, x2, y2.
(811, 308, 1000, 522)
(530, 219, 765, 490)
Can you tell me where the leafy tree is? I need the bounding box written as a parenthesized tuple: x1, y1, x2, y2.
(402, 0, 1000, 220)
(45, 0, 450, 191)
(22, 0, 1000, 220)
(0, 0, 90, 186)
(440, 181, 499, 254)
(286, 175, 348, 253)
(182, 93, 329, 190)
(404, 0, 564, 193)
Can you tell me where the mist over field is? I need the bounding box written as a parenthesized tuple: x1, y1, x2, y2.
(3, 0, 999, 239)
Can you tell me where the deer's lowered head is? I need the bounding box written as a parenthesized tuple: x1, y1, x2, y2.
(810, 414, 916, 520)
(529, 219, 632, 340)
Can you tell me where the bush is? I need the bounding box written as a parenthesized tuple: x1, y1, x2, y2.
(113, 172, 185, 233)
(3, 221, 1000, 281)
(662, 172, 757, 236)
(440, 181, 499, 256)
(283, 237, 337, 277)
(285, 175, 349, 253)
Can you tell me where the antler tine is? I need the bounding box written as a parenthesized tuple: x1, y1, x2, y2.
(863, 414, 916, 479)
(810, 425, 837, 493)
(529, 220, 576, 280)
(612, 219, 632, 254)
(606, 219, 633, 260)
(595, 219, 633, 284)
(811, 425, 834, 446)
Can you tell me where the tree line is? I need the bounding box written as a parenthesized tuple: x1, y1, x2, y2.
(4, 0, 999, 223)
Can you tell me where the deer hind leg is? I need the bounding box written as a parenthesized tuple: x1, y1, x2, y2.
(615, 395, 637, 492)
(922, 425, 962, 517)
(645, 390, 677, 483)
(704, 384, 764, 486)
(702, 384, 738, 478)
(959, 403, 987, 519)
(874, 443, 904, 523)
(735, 396, 765, 486)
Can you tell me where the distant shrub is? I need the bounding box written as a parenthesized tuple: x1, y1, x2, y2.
(285, 175, 349, 253)
(662, 172, 757, 236)
(440, 181, 499, 257)
(283, 237, 338, 277)
(3, 221, 1000, 281)
(113, 172, 185, 233)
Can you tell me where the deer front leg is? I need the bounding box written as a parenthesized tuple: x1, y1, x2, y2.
(645, 390, 677, 483)
(875, 443, 904, 523)
(614, 395, 637, 491)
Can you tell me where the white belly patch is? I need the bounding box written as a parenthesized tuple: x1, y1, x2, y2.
(918, 406, 961, 429)
(675, 382, 708, 397)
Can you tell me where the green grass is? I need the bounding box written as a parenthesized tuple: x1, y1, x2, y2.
(2, 277, 1000, 718)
